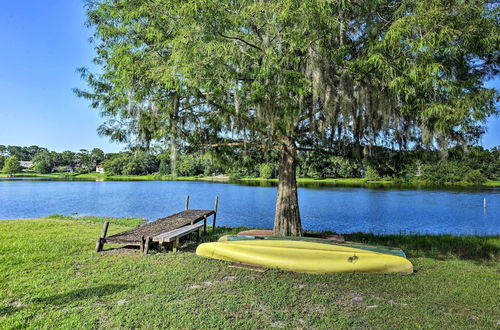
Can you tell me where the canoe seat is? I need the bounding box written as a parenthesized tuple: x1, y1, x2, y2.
(153, 223, 203, 252)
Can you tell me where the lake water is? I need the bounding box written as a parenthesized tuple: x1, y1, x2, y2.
(0, 178, 498, 235)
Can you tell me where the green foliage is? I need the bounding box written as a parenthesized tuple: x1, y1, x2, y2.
(420, 162, 463, 185)
(102, 154, 130, 175)
(0, 145, 48, 161)
(2, 156, 21, 176)
(364, 166, 381, 181)
(0, 155, 5, 170)
(463, 169, 487, 185)
(32, 161, 52, 174)
(32, 151, 58, 172)
(259, 163, 273, 179)
(158, 159, 170, 175)
(324, 157, 361, 179)
(177, 154, 202, 177)
(227, 167, 247, 180)
(123, 152, 159, 175)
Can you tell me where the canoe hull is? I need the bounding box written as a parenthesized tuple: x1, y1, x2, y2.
(219, 235, 407, 258)
(197, 240, 413, 274)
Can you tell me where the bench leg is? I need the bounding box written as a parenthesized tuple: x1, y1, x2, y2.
(203, 216, 207, 235)
(172, 237, 179, 253)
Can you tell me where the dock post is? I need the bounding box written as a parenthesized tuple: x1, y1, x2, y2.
(212, 196, 219, 232)
(484, 198, 486, 209)
(203, 215, 207, 235)
(185, 195, 190, 210)
(95, 221, 109, 252)
(144, 237, 151, 255)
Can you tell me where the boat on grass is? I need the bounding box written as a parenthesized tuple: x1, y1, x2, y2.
(196, 238, 413, 274)
(219, 235, 407, 258)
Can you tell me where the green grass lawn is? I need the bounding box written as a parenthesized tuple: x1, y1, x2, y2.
(1, 217, 499, 329)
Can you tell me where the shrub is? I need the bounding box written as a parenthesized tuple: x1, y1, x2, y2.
(177, 154, 202, 176)
(102, 155, 130, 175)
(122, 152, 159, 175)
(2, 156, 21, 176)
(259, 163, 273, 179)
(364, 165, 381, 181)
(158, 159, 170, 175)
(32, 161, 52, 174)
(463, 169, 487, 185)
(228, 167, 246, 180)
(419, 161, 479, 185)
(323, 156, 361, 178)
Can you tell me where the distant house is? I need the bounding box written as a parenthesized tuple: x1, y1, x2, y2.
(19, 161, 33, 169)
(96, 165, 105, 174)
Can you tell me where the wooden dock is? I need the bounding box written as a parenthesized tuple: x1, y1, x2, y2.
(95, 195, 218, 253)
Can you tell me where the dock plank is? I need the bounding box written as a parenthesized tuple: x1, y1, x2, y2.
(105, 209, 214, 244)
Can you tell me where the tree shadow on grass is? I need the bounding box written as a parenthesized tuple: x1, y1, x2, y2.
(343, 233, 500, 262)
(0, 305, 22, 317)
(34, 284, 134, 306)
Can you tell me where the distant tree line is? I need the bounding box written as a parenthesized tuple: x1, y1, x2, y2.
(1, 144, 498, 184)
(0, 145, 105, 174)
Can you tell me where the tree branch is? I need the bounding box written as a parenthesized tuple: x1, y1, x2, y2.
(217, 32, 263, 52)
(200, 142, 280, 150)
(196, 90, 273, 137)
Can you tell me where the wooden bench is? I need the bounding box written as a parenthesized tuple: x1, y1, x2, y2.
(152, 223, 203, 253)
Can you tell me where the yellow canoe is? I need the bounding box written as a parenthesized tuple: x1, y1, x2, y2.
(196, 239, 413, 274)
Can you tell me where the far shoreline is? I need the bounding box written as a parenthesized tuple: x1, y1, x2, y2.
(1, 172, 499, 188)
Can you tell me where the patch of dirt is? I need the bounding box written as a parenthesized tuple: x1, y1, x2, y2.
(269, 321, 285, 328)
(9, 300, 27, 308)
(187, 275, 238, 289)
(388, 300, 407, 306)
(251, 304, 270, 313)
(374, 296, 409, 307)
(336, 291, 364, 307)
(116, 299, 127, 306)
(100, 246, 141, 255)
(315, 283, 330, 289)
(308, 305, 326, 314)
(74, 263, 84, 276)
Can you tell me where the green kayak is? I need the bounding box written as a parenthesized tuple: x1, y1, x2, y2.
(219, 235, 407, 258)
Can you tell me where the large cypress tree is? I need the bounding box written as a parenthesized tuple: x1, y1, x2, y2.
(78, 0, 498, 236)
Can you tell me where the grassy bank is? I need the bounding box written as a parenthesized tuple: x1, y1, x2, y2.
(1, 217, 499, 328)
(1, 172, 499, 187)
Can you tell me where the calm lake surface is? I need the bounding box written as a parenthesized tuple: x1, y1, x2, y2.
(0, 178, 498, 235)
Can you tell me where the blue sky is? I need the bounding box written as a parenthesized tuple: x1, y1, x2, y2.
(0, 1, 498, 153)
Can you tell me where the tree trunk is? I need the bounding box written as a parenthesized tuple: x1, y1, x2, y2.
(273, 137, 303, 236)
